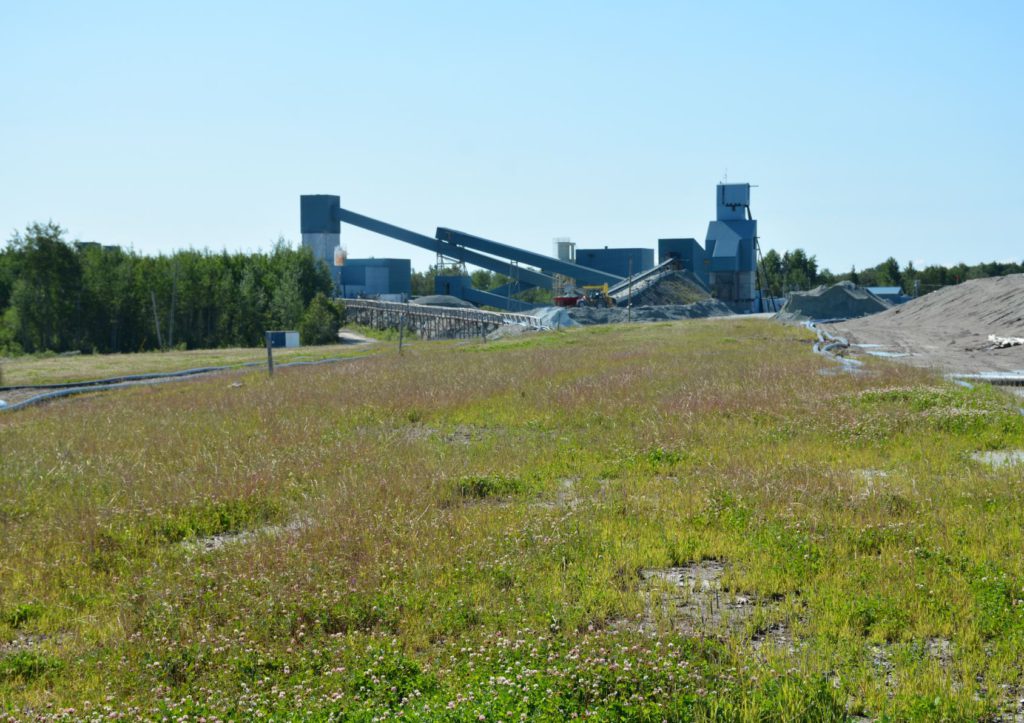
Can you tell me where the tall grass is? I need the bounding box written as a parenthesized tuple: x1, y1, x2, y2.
(1, 319, 1022, 720)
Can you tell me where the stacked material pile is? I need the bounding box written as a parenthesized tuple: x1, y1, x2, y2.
(774, 282, 890, 322)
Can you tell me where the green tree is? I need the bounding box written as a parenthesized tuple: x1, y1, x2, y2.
(4, 222, 83, 352)
(271, 267, 305, 329)
(299, 293, 345, 345)
(880, 257, 902, 287)
(780, 249, 818, 291)
(758, 249, 784, 296)
(236, 265, 269, 345)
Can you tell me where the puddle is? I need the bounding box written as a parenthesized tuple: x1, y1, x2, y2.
(613, 561, 783, 640)
(819, 364, 865, 377)
(865, 351, 910, 359)
(972, 450, 1024, 468)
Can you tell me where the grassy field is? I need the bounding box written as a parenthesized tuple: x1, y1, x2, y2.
(0, 342, 377, 387)
(2, 319, 1024, 720)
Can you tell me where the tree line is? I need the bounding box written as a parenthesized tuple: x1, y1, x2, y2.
(0, 222, 343, 355)
(758, 249, 1024, 298)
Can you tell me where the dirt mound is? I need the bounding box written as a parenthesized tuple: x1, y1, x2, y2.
(625, 271, 710, 306)
(568, 299, 734, 325)
(775, 282, 890, 322)
(826, 274, 1024, 374)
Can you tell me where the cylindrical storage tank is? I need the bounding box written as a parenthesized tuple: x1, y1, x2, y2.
(553, 238, 575, 262)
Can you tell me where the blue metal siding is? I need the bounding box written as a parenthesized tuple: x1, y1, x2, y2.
(716, 184, 751, 221)
(705, 220, 756, 273)
(300, 195, 341, 234)
(574, 248, 654, 278)
(339, 259, 410, 298)
(658, 238, 708, 284)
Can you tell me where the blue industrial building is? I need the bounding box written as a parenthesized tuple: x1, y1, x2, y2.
(339, 259, 411, 300)
(658, 238, 707, 284)
(574, 248, 654, 278)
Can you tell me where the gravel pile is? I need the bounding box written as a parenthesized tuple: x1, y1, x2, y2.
(568, 299, 734, 325)
(411, 294, 476, 308)
(774, 282, 890, 322)
(530, 307, 579, 328)
(624, 271, 710, 306)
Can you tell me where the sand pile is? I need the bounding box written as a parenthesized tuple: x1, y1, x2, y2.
(569, 299, 734, 325)
(775, 282, 890, 322)
(826, 274, 1024, 374)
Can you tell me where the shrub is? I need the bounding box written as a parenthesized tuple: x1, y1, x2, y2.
(299, 293, 345, 345)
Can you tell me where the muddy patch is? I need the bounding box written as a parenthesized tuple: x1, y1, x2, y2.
(750, 623, 795, 654)
(440, 425, 483, 445)
(613, 561, 785, 643)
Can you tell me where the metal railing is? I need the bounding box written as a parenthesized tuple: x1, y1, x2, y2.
(343, 299, 549, 339)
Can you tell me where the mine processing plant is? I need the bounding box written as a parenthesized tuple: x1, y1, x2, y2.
(300, 183, 763, 312)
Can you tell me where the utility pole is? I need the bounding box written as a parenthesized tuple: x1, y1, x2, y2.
(265, 332, 274, 376)
(627, 257, 633, 323)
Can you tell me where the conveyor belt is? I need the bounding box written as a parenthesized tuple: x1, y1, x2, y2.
(606, 258, 682, 303)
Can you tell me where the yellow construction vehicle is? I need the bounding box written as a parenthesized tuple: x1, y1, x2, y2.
(576, 284, 615, 308)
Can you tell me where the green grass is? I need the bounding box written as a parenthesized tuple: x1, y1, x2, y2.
(2, 319, 1023, 720)
(0, 342, 376, 387)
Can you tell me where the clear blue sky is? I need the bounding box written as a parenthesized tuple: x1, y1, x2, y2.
(3, 1, 1021, 273)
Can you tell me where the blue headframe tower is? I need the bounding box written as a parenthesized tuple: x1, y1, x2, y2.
(704, 183, 757, 307)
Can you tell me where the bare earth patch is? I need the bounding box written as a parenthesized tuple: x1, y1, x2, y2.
(972, 450, 1024, 467)
(613, 561, 789, 647)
